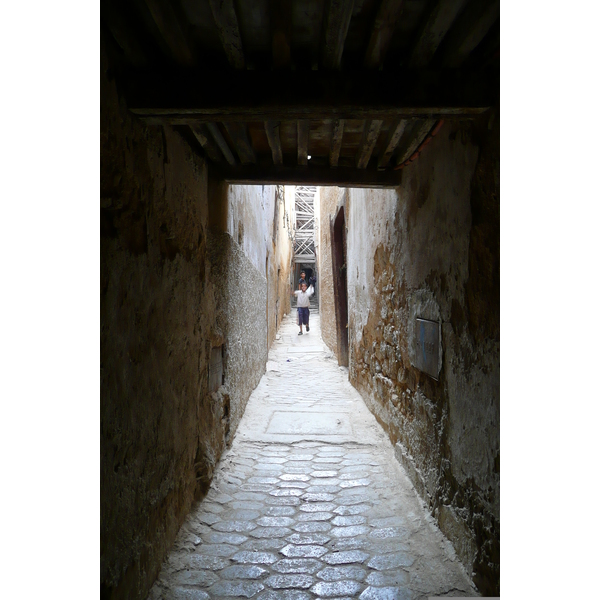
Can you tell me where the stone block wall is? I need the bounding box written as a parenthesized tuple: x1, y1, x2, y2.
(322, 116, 500, 594)
(100, 39, 292, 600)
(101, 40, 213, 600)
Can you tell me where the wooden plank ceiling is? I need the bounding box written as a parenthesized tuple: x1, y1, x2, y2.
(102, 0, 499, 187)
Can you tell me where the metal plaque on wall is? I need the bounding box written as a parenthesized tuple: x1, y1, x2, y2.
(415, 318, 440, 380)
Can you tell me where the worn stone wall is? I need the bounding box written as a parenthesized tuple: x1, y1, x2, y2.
(271, 185, 294, 340)
(101, 38, 292, 600)
(101, 41, 214, 600)
(204, 181, 293, 431)
(271, 185, 295, 334)
(225, 183, 293, 349)
(206, 231, 268, 433)
(226, 184, 274, 275)
(344, 117, 500, 595)
(226, 184, 273, 352)
(317, 186, 340, 357)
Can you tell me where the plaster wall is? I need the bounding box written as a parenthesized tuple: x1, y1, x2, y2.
(100, 39, 292, 600)
(270, 185, 294, 341)
(222, 183, 294, 351)
(318, 186, 342, 358)
(344, 117, 500, 595)
(313, 186, 320, 291)
(206, 230, 269, 433)
(226, 184, 274, 275)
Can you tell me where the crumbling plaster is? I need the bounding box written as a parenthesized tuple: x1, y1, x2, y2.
(206, 230, 268, 433)
(317, 186, 341, 358)
(100, 38, 293, 600)
(219, 183, 294, 350)
(321, 116, 499, 595)
(226, 184, 274, 275)
(272, 186, 294, 336)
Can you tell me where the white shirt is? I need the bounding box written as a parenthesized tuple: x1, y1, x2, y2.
(294, 285, 314, 308)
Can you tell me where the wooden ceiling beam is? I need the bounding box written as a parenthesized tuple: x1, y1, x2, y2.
(329, 119, 345, 168)
(440, 0, 500, 68)
(208, 0, 245, 69)
(395, 119, 436, 166)
(264, 121, 283, 165)
(190, 124, 223, 163)
(223, 123, 256, 165)
(297, 121, 310, 166)
(212, 164, 402, 188)
(141, 0, 194, 66)
(143, 107, 485, 125)
(321, 0, 355, 69)
(363, 0, 405, 69)
(409, 0, 468, 68)
(270, 0, 292, 68)
(377, 119, 408, 169)
(356, 120, 383, 169)
(126, 69, 497, 121)
(206, 122, 236, 165)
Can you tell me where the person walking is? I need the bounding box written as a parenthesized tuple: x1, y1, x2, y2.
(298, 270, 308, 290)
(292, 281, 314, 335)
(298, 270, 317, 291)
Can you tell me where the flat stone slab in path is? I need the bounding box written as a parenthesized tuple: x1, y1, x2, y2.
(266, 412, 353, 436)
(286, 346, 324, 353)
(148, 314, 478, 599)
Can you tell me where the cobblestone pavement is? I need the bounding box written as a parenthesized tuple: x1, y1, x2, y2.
(148, 314, 478, 599)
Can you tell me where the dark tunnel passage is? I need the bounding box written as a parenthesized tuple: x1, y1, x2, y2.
(100, 2, 500, 597)
(100, 74, 499, 599)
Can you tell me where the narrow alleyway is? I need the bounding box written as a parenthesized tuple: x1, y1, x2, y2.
(148, 314, 478, 600)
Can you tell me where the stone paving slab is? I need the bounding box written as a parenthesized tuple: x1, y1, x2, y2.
(148, 314, 478, 599)
(286, 346, 324, 353)
(266, 412, 353, 436)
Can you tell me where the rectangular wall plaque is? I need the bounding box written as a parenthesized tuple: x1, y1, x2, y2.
(415, 318, 440, 380)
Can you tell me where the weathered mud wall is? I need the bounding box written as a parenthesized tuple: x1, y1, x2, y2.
(226, 184, 274, 274)
(215, 181, 295, 432)
(271, 186, 294, 340)
(206, 231, 268, 432)
(345, 117, 500, 595)
(317, 186, 339, 358)
(101, 42, 213, 600)
(100, 39, 292, 600)
(225, 184, 293, 349)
